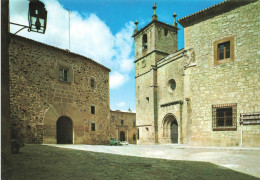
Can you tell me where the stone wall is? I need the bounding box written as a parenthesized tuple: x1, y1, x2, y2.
(110, 110, 137, 144)
(9, 35, 110, 144)
(134, 1, 259, 147)
(135, 70, 156, 144)
(183, 1, 260, 146)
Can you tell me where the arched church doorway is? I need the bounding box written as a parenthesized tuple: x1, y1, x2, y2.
(170, 121, 178, 143)
(120, 131, 125, 141)
(57, 116, 73, 144)
(163, 114, 178, 144)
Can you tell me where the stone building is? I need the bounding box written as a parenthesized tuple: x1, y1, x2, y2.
(134, 1, 260, 147)
(110, 110, 137, 144)
(9, 34, 111, 144)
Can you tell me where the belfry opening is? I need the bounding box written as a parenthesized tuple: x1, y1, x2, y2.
(56, 116, 73, 144)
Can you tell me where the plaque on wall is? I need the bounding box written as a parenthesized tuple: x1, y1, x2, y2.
(240, 113, 260, 125)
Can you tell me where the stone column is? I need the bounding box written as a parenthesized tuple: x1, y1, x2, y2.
(151, 65, 158, 143)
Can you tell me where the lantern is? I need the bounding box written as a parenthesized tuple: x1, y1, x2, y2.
(28, 0, 47, 34)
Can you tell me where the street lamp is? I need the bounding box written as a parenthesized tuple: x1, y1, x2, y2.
(28, 0, 47, 33)
(10, 0, 47, 34)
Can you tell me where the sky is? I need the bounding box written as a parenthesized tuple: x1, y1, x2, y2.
(10, 0, 224, 112)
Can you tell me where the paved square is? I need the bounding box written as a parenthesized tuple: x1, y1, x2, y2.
(49, 144, 260, 178)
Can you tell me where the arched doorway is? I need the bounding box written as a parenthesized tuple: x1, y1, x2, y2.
(170, 121, 178, 143)
(163, 114, 178, 144)
(120, 131, 125, 141)
(57, 116, 73, 144)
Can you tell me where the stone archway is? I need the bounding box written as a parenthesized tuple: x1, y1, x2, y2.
(170, 121, 178, 143)
(56, 116, 73, 144)
(120, 131, 125, 141)
(163, 114, 178, 144)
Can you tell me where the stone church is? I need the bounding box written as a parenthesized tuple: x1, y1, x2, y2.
(9, 34, 111, 144)
(134, 0, 260, 147)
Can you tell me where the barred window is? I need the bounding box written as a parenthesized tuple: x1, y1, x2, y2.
(212, 103, 237, 131)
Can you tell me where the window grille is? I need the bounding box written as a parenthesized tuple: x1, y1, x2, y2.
(212, 103, 237, 131)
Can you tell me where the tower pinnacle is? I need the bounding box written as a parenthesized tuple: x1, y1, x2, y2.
(134, 20, 139, 33)
(173, 12, 177, 27)
(152, 3, 158, 20)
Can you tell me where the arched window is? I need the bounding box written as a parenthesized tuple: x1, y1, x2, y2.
(142, 34, 147, 50)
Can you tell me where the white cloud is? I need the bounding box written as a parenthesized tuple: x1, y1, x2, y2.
(110, 71, 129, 89)
(116, 102, 126, 107)
(10, 0, 135, 88)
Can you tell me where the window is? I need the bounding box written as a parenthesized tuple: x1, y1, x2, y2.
(214, 36, 234, 65)
(90, 78, 95, 88)
(133, 121, 136, 127)
(142, 34, 148, 50)
(111, 116, 115, 121)
(137, 129, 139, 140)
(168, 79, 176, 92)
(164, 29, 168, 36)
(91, 106, 95, 114)
(212, 103, 237, 131)
(121, 120, 124, 126)
(218, 41, 230, 60)
(91, 123, 95, 131)
(59, 68, 69, 82)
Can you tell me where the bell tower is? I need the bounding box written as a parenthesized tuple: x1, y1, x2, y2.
(133, 3, 179, 144)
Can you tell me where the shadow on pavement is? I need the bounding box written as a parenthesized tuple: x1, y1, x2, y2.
(5, 144, 258, 180)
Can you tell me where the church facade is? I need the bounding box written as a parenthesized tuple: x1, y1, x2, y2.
(134, 0, 260, 147)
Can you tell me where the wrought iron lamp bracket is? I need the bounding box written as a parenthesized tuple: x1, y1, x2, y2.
(10, 22, 30, 35)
